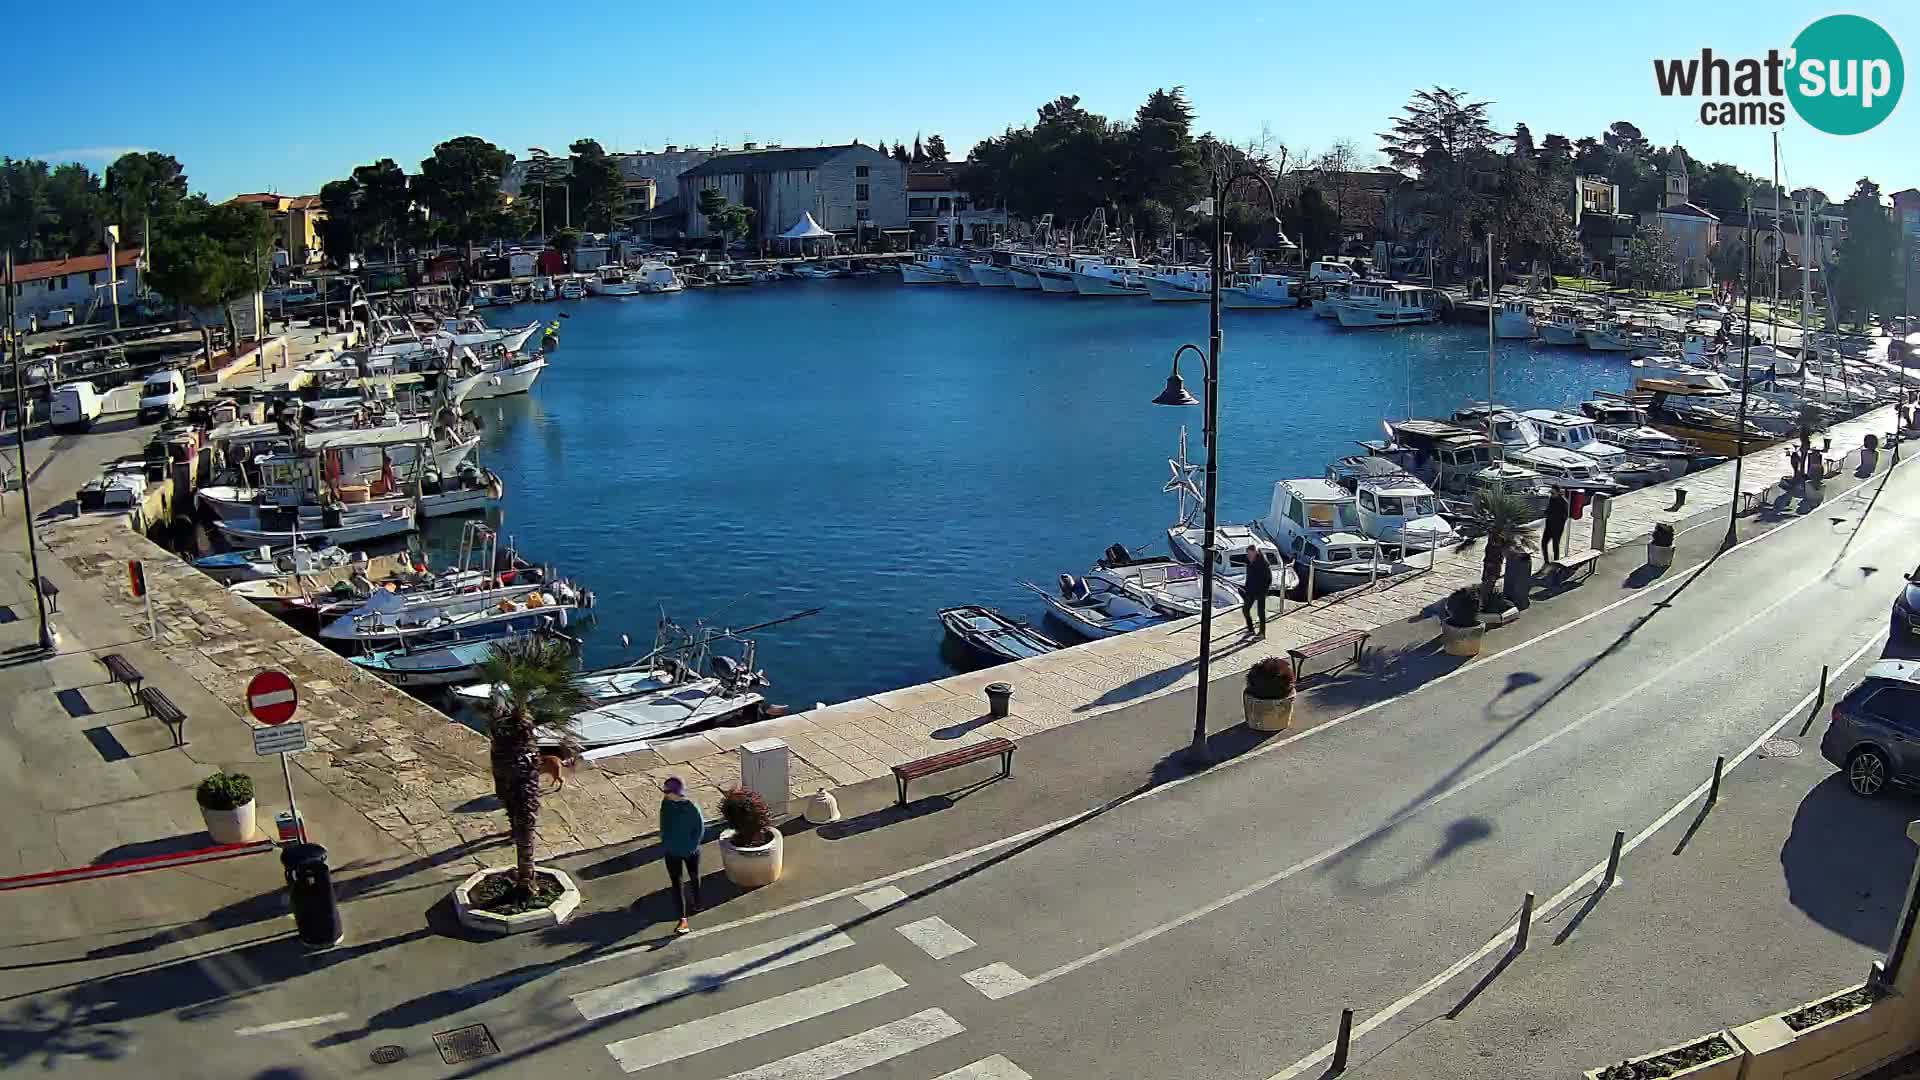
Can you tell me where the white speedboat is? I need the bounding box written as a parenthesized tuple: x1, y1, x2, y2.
(1145, 268, 1211, 302)
(1259, 479, 1395, 593)
(1523, 408, 1669, 488)
(433, 317, 541, 352)
(1087, 543, 1242, 616)
(1072, 259, 1151, 296)
(461, 354, 547, 399)
(320, 582, 581, 648)
(1022, 576, 1170, 640)
(1222, 273, 1298, 309)
(1166, 522, 1299, 595)
(1333, 282, 1439, 328)
(900, 252, 966, 283)
(588, 265, 642, 296)
(215, 504, 418, 548)
(632, 261, 684, 293)
(1494, 298, 1536, 340)
(557, 277, 587, 300)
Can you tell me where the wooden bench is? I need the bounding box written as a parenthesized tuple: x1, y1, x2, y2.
(1737, 488, 1767, 514)
(1543, 549, 1603, 587)
(1288, 629, 1370, 683)
(137, 685, 187, 747)
(99, 653, 144, 703)
(893, 737, 1016, 806)
(35, 576, 58, 612)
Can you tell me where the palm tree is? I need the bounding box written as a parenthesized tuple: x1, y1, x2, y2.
(1471, 489, 1538, 611)
(478, 637, 587, 895)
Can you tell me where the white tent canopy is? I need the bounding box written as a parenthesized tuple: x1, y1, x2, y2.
(780, 213, 835, 240)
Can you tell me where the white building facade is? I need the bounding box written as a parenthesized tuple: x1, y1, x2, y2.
(8, 249, 143, 323)
(677, 144, 905, 243)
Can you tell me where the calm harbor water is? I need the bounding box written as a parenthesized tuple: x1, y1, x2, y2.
(446, 280, 1636, 710)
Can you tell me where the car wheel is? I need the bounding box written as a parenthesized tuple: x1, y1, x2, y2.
(1846, 748, 1890, 798)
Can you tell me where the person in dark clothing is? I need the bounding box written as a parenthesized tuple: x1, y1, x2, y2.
(1241, 544, 1274, 637)
(657, 776, 705, 934)
(1543, 489, 1570, 562)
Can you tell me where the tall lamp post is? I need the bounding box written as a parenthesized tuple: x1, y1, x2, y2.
(1151, 165, 1290, 767)
(1724, 200, 1756, 551)
(4, 253, 59, 652)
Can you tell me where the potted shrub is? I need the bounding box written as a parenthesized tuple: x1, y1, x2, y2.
(1243, 657, 1296, 732)
(718, 787, 784, 888)
(1441, 586, 1486, 657)
(1471, 490, 1536, 623)
(197, 771, 257, 844)
(1649, 521, 1676, 568)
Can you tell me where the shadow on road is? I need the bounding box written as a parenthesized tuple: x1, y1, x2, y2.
(1780, 774, 1911, 949)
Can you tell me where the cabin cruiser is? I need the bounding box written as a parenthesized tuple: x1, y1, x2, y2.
(1494, 298, 1536, 340)
(1538, 308, 1591, 347)
(1522, 408, 1670, 488)
(1259, 479, 1395, 593)
(1333, 281, 1438, 328)
(1620, 379, 1783, 457)
(1325, 456, 1459, 553)
(1584, 320, 1664, 354)
(1222, 273, 1299, 309)
(557, 276, 587, 300)
(630, 260, 683, 293)
(1031, 255, 1101, 294)
(1369, 421, 1553, 516)
(1144, 267, 1211, 302)
(1452, 404, 1622, 493)
(588, 265, 642, 296)
(1165, 522, 1299, 596)
(1072, 258, 1153, 296)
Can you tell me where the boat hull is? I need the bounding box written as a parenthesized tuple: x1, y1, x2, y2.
(215, 510, 416, 547)
(1494, 316, 1533, 340)
(900, 263, 961, 284)
(462, 358, 546, 399)
(1333, 304, 1437, 328)
(1006, 268, 1042, 290)
(1222, 288, 1296, 309)
(588, 282, 641, 296)
(1145, 279, 1209, 302)
(970, 265, 1015, 287)
(1539, 325, 1584, 346)
(939, 606, 1061, 662)
(1035, 270, 1081, 294)
(1071, 272, 1147, 297)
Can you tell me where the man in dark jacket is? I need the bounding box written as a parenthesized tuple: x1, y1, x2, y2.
(1543, 489, 1570, 562)
(1242, 544, 1274, 637)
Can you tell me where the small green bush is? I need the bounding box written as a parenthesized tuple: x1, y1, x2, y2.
(1245, 657, 1295, 699)
(197, 771, 255, 811)
(720, 787, 774, 847)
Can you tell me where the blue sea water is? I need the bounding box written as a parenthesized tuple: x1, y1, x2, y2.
(447, 280, 1635, 709)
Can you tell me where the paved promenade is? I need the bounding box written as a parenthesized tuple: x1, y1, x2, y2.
(15, 399, 1902, 877)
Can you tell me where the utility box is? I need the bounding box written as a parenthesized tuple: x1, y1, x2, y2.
(739, 738, 791, 813)
(1590, 492, 1611, 551)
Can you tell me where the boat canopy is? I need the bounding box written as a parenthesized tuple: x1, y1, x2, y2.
(779, 213, 835, 240)
(303, 422, 434, 449)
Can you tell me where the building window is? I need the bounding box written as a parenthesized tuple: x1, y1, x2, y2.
(856, 184, 870, 202)
(856, 208, 871, 222)
(909, 198, 934, 216)
(856, 165, 870, 178)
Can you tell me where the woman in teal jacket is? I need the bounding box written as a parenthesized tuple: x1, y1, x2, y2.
(658, 777, 705, 933)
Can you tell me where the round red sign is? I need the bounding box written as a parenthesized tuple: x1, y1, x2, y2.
(246, 670, 298, 725)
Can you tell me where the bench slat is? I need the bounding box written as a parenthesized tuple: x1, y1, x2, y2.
(1289, 629, 1369, 659)
(892, 737, 1015, 805)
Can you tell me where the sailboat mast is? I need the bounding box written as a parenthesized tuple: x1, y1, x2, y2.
(1486, 233, 1496, 409)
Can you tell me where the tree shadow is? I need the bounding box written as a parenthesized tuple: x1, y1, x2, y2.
(1295, 638, 1467, 714)
(1780, 774, 1912, 949)
(0, 993, 131, 1070)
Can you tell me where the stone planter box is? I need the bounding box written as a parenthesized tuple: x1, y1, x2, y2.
(452, 867, 582, 935)
(201, 800, 257, 844)
(719, 828, 784, 888)
(1243, 692, 1294, 732)
(1441, 622, 1484, 657)
(1583, 1031, 1745, 1080)
(1732, 984, 1909, 1080)
(1647, 544, 1676, 569)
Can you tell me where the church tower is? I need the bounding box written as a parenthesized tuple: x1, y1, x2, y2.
(1665, 146, 1690, 208)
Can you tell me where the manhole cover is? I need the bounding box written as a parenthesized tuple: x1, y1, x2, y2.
(369, 1045, 406, 1065)
(434, 1024, 499, 1064)
(1759, 738, 1803, 758)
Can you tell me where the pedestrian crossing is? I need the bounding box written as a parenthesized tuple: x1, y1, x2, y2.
(576, 905, 1033, 1078)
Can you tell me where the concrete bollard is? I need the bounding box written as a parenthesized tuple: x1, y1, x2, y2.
(1708, 755, 1725, 805)
(1331, 1008, 1354, 1072)
(1306, 561, 1317, 602)
(1801, 664, 1829, 738)
(1515, 892, 1535, 952)
(1603, 830, 1624, 889)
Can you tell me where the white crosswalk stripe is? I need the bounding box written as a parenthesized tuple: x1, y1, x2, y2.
(854, 885, 908, 911)
(896, 915, 976, 960)
(605, 964, 907, 1073)
(573, 926, 855, 1021)
(934, 1055, 1035, 1080)
(719, 1008, 964, 1080)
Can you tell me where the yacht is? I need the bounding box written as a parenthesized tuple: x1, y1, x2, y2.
(588, 265, 641, 296)
(1144, 267, 1211, 302)
(1494, 298, 1536, 340)
(1071, 259, 1152, 296)
(1222, 273, 1299, 309)
(1522, 408, 1671, 488)
(1259, 479, 1395, 593)
(1333, 282, 1438, 328)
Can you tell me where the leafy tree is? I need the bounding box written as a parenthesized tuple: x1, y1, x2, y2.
(1310, 140, 1366, 241)
(911, 135, 926, 164)
(1694, 163, 1754, 213)
(478, 637, 586, 896)
(696, 187, 752, 246)
(1378, 87, 1503, 280)
(1121, 87, 1202, 233)
(551, 227, 580, 258)
(924, 134, 949, 164)
(41, 163, 106, 260)
(1511, 123, 1535, 158)
(1287, 183, 1340, 259)
(0, 158, 53, 259)
(523, 152, 571, 232)
(351, 158, 412, 259)
(316, 179, 361, 264)
(567, 139, 624, 231)
(1622, 222, 1680, 292)
(148, 198, 272, 344)
(1830, 178, 1897, 322)
(105, 152, 188, 248)
(416, 136, 511, 247)
(1708, 235, 1747, 285)
(891, 142, 909, 163)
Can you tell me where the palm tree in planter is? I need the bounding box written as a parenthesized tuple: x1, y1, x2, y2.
(1470, 489, 1537, 617)
(478, 636, 586, 902)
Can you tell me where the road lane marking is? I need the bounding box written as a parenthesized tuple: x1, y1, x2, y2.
(896, 915, 976, 960)
(1263, 628, 1886, 1080)
(605, 964, 905, 1073)
(1016, 562, 1855, 993)
(720, 1007, 964, 1080)
(854, 885, 908, 912)
(572, 926, 855, 1021)
(233, 1012, 348, 1036)
(961, 962, 1032, 999)
(935, 1055, 1035, 1079)
(597, 455, 1906, 957)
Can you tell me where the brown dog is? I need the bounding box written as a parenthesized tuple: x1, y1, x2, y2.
(538, 751, 576, 791)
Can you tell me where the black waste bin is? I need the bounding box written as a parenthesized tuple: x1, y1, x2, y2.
(281, 842, 343, 947)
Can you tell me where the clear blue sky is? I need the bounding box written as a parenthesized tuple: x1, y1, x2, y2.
(5, 0, 1914, 203)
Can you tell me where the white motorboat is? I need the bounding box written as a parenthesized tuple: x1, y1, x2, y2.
(1071, 259, 1152, 296)
(1022, 576, 1170, 640)
(198, 464, 502, 521)
(215, 504, 417, 548)
(1584, 320, 1660, 353)
(433, 316, 540, 352)
(557, 276, 587, 300)
(1144, 268, 1211, 302)
(461, 354, 547, 399)
(320, 581, 581, 648)
(1166, 522, 1299, 595)
(1494, 298, 1536, 340)
(1309, 282, 1348, 319)
(1452, 404, 1622, 493)
(193, 544, 352, 585)
(1034, 255, 1101, 294)
(1259, 479, 1396, 592)
(1523, 408, 1671, 487)
(1538, 309, 1590, 346)
(899, 252, 967, 283)
(464, 285, 494, 308)
(588, 265, 642, 296)
(1323, 459, 1459, 554)
(1333, 282, 1439, 328)
(1222, 274, 1298, 309)
(1087, 543, 1242, 616)
(969, 258, 1015, 287)
(631, 261, 684, 293)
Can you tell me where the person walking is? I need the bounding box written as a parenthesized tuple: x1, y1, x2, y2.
(1241, 544, 1273, 637)
(658, 777, 705, 934)
(1543, 489, 1570, 563)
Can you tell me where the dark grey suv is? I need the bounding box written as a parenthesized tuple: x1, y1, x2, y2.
(1822, 660, 1920, 798)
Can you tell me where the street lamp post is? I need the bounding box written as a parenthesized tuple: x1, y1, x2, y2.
(1725, 201, 1756, 551)
(1152, 165, 1289, 767)
(4, 252, 59, 652)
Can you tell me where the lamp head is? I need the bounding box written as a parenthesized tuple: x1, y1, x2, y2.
(1153, 370, 1199, 407)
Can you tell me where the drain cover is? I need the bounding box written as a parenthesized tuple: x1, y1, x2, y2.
(434, 1024, 499, 1064)
(369, 1045, 406, 1065)
(1759, 738, 1803, 758)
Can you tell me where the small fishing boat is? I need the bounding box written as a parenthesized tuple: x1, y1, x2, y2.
(214, 504, 417, 548)
(1088, 543, 1243, 616)
(319, 581, 586, 648)
(1021, 577, 1170, 640)
(193, 545, 351, 585)
(939, 606, 1062, 663)
(1221, 273, 1298, 309)
(352, 635, 528, 689)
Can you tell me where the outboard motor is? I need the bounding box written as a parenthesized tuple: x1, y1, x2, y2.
(1058, 573, 1080, 599)
(1102, 543, 1132, 567)
(711, 655, 743, 683)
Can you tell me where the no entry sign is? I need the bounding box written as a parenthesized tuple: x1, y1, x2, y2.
(246, 670, 299, 725)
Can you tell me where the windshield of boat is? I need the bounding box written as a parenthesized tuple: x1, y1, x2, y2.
(1306, 500, 1360, 530)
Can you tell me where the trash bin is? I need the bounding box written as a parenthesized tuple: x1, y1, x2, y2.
(281, 842, 343, 948)
(985, 682, 1014, 719)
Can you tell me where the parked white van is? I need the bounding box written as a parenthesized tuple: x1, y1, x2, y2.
(138, 369, 187, 421)
(50, 381, 104, 431)
(1310, 258, 1360, 283)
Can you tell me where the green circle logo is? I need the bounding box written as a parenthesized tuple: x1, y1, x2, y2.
(1788, 14, 1903, 135)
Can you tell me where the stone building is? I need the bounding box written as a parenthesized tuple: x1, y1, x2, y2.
(677, 143, 905, 243)
(1637, 147, 1719, 287)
